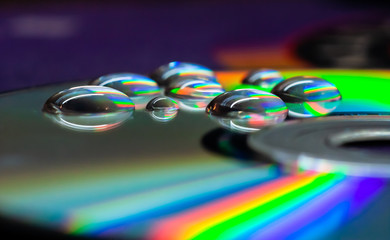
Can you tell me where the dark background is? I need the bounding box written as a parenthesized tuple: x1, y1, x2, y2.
(0, 0, 389, 91)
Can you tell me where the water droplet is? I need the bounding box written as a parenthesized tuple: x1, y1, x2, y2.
(43, 86, 135, 114)
(45, 111, 132, 132)
(165, 77, 225, 103)
(150, 61, 215, 86)
(242, 69, 283, 91)
(90, 73, 160, 97)
(146, 97, 179, 122)
(146, 96, 179, 111)
(271, 76, 342, 117)
(206, 89, 288, 133)
(43, 86, 134, 131)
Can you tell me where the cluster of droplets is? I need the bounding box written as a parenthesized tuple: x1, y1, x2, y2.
(43, 62, 223, 131)
(43, 64, 342, 133)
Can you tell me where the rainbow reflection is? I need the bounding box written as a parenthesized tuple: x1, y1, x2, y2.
(271, 76, 342, 117)
(166, 78, 225, 100)
(148, 174, 384, 240)
(242, 69, 284, 91)
(206, 89, 287, 133)
(42, 86, 134, 131)
(90, 73, 161, 97)
(151, 61, 215, 86)
(217, 69, 390, 115)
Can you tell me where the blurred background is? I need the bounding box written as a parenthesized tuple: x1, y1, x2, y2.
(0, 0, 390, 92)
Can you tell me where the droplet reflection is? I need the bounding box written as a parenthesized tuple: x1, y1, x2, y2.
(90, 73, 160, 97)
(176, 99, 211, 112)
(165, 77, 225, 103)
(43, 86, 134, 131)
(45, 111, 132, 132)
(242, 69, 283, 91)
(150, 61, 215, 86)
(272, 76, 342, 118)
(146, 96, 179, 122)
(206, 89, 288, 133)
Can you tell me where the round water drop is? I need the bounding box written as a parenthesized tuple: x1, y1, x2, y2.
(206, 89, 288, 132)
(43, 86, 134, 131)
(90, 73, 160, 97)
(146, 96, 179, 111)
(146, 96, 179, 122)
(242, 69, 283, 91)
(165, 77, 225, 102)
(271, 76, 342, 118)
(150, 61, 215, 86)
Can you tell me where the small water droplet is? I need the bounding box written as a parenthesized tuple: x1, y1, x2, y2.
(271, 76, 342, 117)
(90, 73, 160, 97)
(242, 69, 283, 91)
(43, 86, 134, 131)
(150, 61, 215, 86)
(146, 96, 179, 122)
(165, 77, 225, 103)
(146, 96, 179, 111)
(206, 89, 288, 133)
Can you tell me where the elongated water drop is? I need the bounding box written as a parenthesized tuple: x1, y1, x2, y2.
(165, 77, 225, 101)
(206, 89, 287, 133)
(271, 76, 342, 118)
(90, 73, 160, 97)
(43, 86, 134, 131)
(242, 69, 283, 91)
(150, 61, 215, 86)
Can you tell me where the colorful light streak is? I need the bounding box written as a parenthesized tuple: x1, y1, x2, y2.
(91, 73, 161, 97)
(66, 164, 279, 234)
(216, 69, 390, 114)
(148, 173, 384, 240)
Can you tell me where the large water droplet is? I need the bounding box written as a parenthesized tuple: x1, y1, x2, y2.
(43, 86, 135, 114)
(43, 86, 134, 131)
(150, 61, 215, 86)
(271, 76, 342, 118)
(90, 73, 160, 97)
(242, 69, 283, 91)
(206, 89, 288, 133)
(165, 77, 225, 102)
(146, 97, 179, 122)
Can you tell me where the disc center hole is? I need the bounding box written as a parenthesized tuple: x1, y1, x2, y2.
(328, 129, 390, 154)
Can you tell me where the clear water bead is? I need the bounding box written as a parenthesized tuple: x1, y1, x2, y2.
(165, 76, 225, 101)
(43, 86, 135, 114)
(146, 96, 179, 111)
(90, 73, 160, 97)
(146, 96, 179, 122)
(206, 89, 288, 132)
(150, 61, 215, 86)
(242, 69, 284, 91)
(271, 76, 342, 118)
(43, 86, 134, 131)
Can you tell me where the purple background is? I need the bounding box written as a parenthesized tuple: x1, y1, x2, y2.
(0, 1, 387, 92)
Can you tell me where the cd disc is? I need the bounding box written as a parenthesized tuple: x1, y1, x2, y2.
(248, 116, 390, 177)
